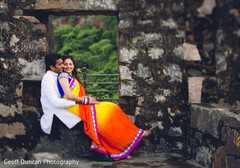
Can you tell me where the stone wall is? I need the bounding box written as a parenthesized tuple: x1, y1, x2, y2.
(189, 104, 240, 168)
(0, 0, 239, 164)
(117, 0, 188, 153)
(0, 0, 48, 160)
(215, 0, 240, 107)
(185, 0, 240, 107)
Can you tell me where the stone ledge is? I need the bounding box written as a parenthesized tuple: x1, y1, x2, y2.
(190, 105, 240, 157)
(190, 104, 239, 138)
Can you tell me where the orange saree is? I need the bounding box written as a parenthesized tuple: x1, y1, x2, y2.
(57, 72, 146, 160)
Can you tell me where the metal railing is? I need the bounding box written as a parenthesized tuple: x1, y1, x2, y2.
(82, 67, 119, 102)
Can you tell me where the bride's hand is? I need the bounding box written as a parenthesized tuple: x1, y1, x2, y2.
(90, 97, 100, 104)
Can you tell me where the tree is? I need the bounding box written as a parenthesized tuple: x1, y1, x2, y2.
(54, 15, 119, 100)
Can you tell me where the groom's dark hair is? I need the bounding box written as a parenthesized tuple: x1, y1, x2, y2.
(45, 53, 62, 71)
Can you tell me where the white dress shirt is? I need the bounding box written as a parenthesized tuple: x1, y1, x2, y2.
(40, 70, 81, 134)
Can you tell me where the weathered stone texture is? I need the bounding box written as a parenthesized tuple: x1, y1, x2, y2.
(0, 102, 22, 117)
(168, 127, 182, 137)
(213, 146, 227, 168)
(0, 122, 25, 139)
(119, 65, 133, 80)
(226, 128, 240, 156)
(195, 146, 212, 167)
(190, 104, 240, 168)
(2, 148, 27, 160)
(183, 43, 201, 61)
(215, 0, 240, 105)
(227, 156, 240, 168)
(118, 0, 187, 154)
(18, 58, 45, 81)
(188, 77, 204, 103)
(119, 48, 137, 64)
(197, 0, 216, 17)
(0, 1, 8, 14)
(190, 105, 229, 138)
(26, 0, 117, 11)
(120, 81, 137, 97)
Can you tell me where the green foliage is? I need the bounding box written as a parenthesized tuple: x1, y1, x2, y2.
(54, 15, 118, 101)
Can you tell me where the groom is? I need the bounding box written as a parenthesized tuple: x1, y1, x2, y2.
(40, 53, 81, 134)
(40, 53, 113, 161)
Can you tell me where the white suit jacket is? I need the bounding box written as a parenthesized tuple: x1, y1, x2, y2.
(40, 70, 81, 134)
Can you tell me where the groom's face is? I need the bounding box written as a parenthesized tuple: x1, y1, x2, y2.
(52, 58, 64, 74)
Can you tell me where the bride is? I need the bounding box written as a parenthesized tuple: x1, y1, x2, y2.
(57, 55, 151, 160)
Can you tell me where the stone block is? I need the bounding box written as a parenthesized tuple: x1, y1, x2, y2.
(143, 33, 163, 44)
(119, 48, 138, 64)
(0, 1, 8, 13)
(118, 19, 132, 29)
(188, 77, 204, 103)
(119, 65, 133, 80)
(137, 63, 152, 79)
(29, 0, 117, 10)
(13, 16, 40, 23)
(223, 114, 240, 128)
(0, 122, 25, 139)
(213, 146, 227, 168)
(137, 96, 144, 107)
(18, 58, 45, 81)
(168, 127, 182, 137)
(183, 43, 201, 61)
(119, 81, 137, 97)
(135, 107, 140, 115)
(226, 127, 240, 156)
(148, 48, 164, 59)
(166, 64, 182, 83)
(173, 44, 185, 59)
(215, 52, 227, 74)
(30, 126, 91, 158)
(10, 35, 20, 47)
(190, 105, 227, 139)
(151, 121, 164, 131)
(197, 0, 216, 17)
(195, 146, 212, 167)
(154, 94, 166, 103)
(157, 110, 163, 118)
(161, 18, 178, 29)
(0, 103, 22, 117)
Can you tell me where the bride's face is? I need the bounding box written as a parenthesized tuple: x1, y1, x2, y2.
(64, 58, 74, 74)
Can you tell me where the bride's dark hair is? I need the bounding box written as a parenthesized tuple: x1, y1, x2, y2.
(62, 55, 81, 84)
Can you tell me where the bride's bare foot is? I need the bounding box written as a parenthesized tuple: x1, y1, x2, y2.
(144, 129, 152, 137)
(126, 155, 133, 159)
